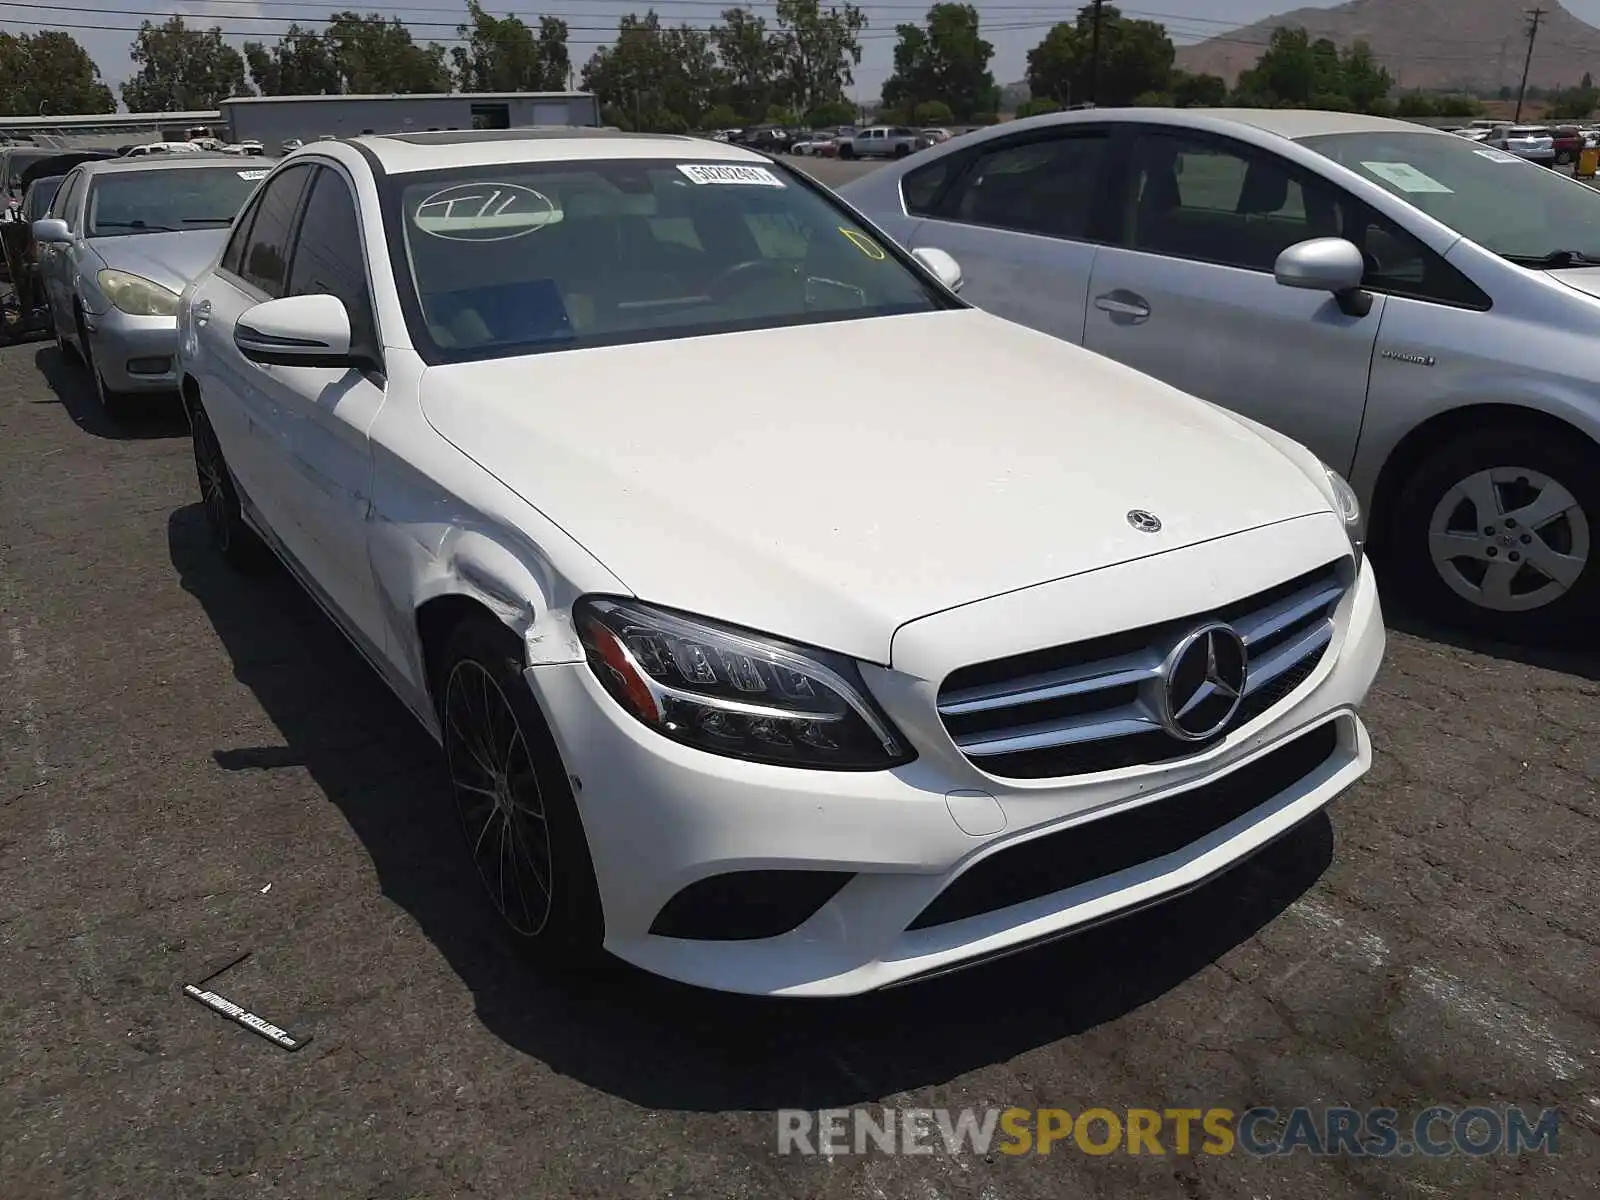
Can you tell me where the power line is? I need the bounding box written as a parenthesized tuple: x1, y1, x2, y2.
(1514, 7, 1546, 121)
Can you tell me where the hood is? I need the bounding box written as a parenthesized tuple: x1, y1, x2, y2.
(419, 310, 1333, 664)
(1548, 267, 1600, 302)
(89, 228, 228, 294)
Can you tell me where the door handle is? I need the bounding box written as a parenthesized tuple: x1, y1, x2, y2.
(1094, 292, 1151, 320)
(192, 299, 211, 327)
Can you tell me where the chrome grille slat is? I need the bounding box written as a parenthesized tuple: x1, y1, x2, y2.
(937, 561, 1349, 778)
(956, 704, 1160, 757)
(937, 648, 1162, 716)
(1237, 581, 1344, 646)
(1243, 619, 1334, 696)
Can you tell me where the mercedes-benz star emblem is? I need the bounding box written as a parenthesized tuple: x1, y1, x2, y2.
(1157, 622, 1248, 741)
(1127, 509, 1162, 533)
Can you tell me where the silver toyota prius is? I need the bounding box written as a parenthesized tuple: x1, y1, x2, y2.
(841, 108, 1600, 644)
(34, 156, 266, 415)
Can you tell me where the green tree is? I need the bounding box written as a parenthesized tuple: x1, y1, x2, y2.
(709, 8, 781, 120)
(121, 17, 248, 111)
(700, 102, 741, 129)
(1170, 69, 1226, 107)
(0, 31, 115, 115)
(1025, 5, 1174, 108)
(882, 5, 998, 123)
(1340, 41, 1392, 112)
(772, 0, 868, 114)
(452, 4, 569, 92)
(913, 99, 955, 123)
(582, 11, 716, 131)
(1013, 96, 1062, 118)
(244, 25, 340, 96)
(805, 98, 858, 125)
(325, 12, 451, 94)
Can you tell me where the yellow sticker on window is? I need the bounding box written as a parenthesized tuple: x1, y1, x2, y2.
(839, 227, 886, 260)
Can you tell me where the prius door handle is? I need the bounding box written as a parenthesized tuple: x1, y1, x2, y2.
(1094, 291, 1151, 321)
(192, 299, 211, 327)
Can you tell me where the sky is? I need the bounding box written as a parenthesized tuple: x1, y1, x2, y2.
(7, 0, 1600, 105)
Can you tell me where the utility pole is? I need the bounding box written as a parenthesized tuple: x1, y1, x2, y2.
(1088, 0, 1104, 106)
(1515, 7, 1546, 122)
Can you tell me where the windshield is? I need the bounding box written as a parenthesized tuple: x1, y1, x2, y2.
(389, 158, 951, 360)
(1300, 130, 1600, 261)
(84, 166, 261, 237)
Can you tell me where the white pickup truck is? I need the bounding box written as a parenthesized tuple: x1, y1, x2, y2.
(838, 126, 928, 160)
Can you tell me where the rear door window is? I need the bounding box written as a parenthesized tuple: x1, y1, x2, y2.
(239, 163, 313, 297)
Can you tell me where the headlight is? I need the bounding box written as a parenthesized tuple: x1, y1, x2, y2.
(1325, 466, 1364, 568)
(575, 597, 914, 770)
(96, 269, 179, 317)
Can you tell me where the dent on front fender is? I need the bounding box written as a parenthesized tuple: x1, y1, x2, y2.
(368, 512, 590, 706)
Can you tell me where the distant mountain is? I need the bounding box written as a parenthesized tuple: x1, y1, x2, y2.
(1174, 0, 1600, 91)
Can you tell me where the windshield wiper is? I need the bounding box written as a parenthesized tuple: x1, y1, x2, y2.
(1502, 249, 1600, 268)
(92, 221, 179, 232)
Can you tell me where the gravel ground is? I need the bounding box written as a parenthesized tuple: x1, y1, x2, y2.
(1, 305, 1598, 1198)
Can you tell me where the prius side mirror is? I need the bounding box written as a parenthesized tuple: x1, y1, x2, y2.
(1275, 237, 1372, 317)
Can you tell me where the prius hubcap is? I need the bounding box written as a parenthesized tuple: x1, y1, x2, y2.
(444, 660, 553, 936)
(1428, 466, 1589, 612)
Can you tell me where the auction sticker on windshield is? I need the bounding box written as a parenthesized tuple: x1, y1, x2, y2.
(1474, 148, 1522, 164)
(677, 163, 785, 187)
(412, 182, 559, 241)
(1360, 161, 1453, 193)
(237, 170, 268, 181)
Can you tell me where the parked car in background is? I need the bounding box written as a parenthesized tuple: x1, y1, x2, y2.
(921, 127, 954, 145)
(1484, 124, 1556, 163)
(33, 156, 265, 415)
(280, 138, 306, 155)
(1551, 125, 1585, 165)
(789, 130, 841, 156)
(735, 125, 791, 154)
(175, 128, 1381, 996)
(124, 141, 207, 157)
(842, 108, 1600, 642)
(839, 126, 930, 159)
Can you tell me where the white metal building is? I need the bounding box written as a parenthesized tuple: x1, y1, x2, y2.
(0, 92, 600, 153)
(222, 92, 600, 147)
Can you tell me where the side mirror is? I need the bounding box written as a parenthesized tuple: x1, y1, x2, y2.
(913, 246, 964, 293)
(32, 218, 70, 244)
(234, 294, 356, 368)
(1274, 237, 1371, 317)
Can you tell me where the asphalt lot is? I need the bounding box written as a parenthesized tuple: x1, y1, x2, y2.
(2, 185, 1599, 1197)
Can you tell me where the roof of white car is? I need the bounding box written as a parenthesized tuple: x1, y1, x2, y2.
(351, 128, 769, 174)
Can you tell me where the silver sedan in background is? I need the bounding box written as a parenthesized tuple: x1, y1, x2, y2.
(33, 156, 266, 415)
(842, 108, 1600, 644)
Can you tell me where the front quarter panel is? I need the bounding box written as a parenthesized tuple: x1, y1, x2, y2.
(364, 356, 627, 723)
(1350, 257, 1600, 505)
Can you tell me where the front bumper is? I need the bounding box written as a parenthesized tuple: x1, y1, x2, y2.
(527, 532, 1385, 998)
(81, 305, 181, 392)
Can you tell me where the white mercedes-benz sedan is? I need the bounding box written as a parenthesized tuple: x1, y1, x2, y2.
(175, 129, 1385, 997)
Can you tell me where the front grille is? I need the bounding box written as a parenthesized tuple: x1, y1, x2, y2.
(908, 720, 1341, 930)
(938, 560, 1348, 779)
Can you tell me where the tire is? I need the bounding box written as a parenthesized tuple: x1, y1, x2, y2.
(76, 308, 133, 419)
(894, 144, 910, 158)
(190, 401, 265, 570)
(839, 143, 854, 160)
(1390, 423, 1600, 643)
(437, 617, 606, 968)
